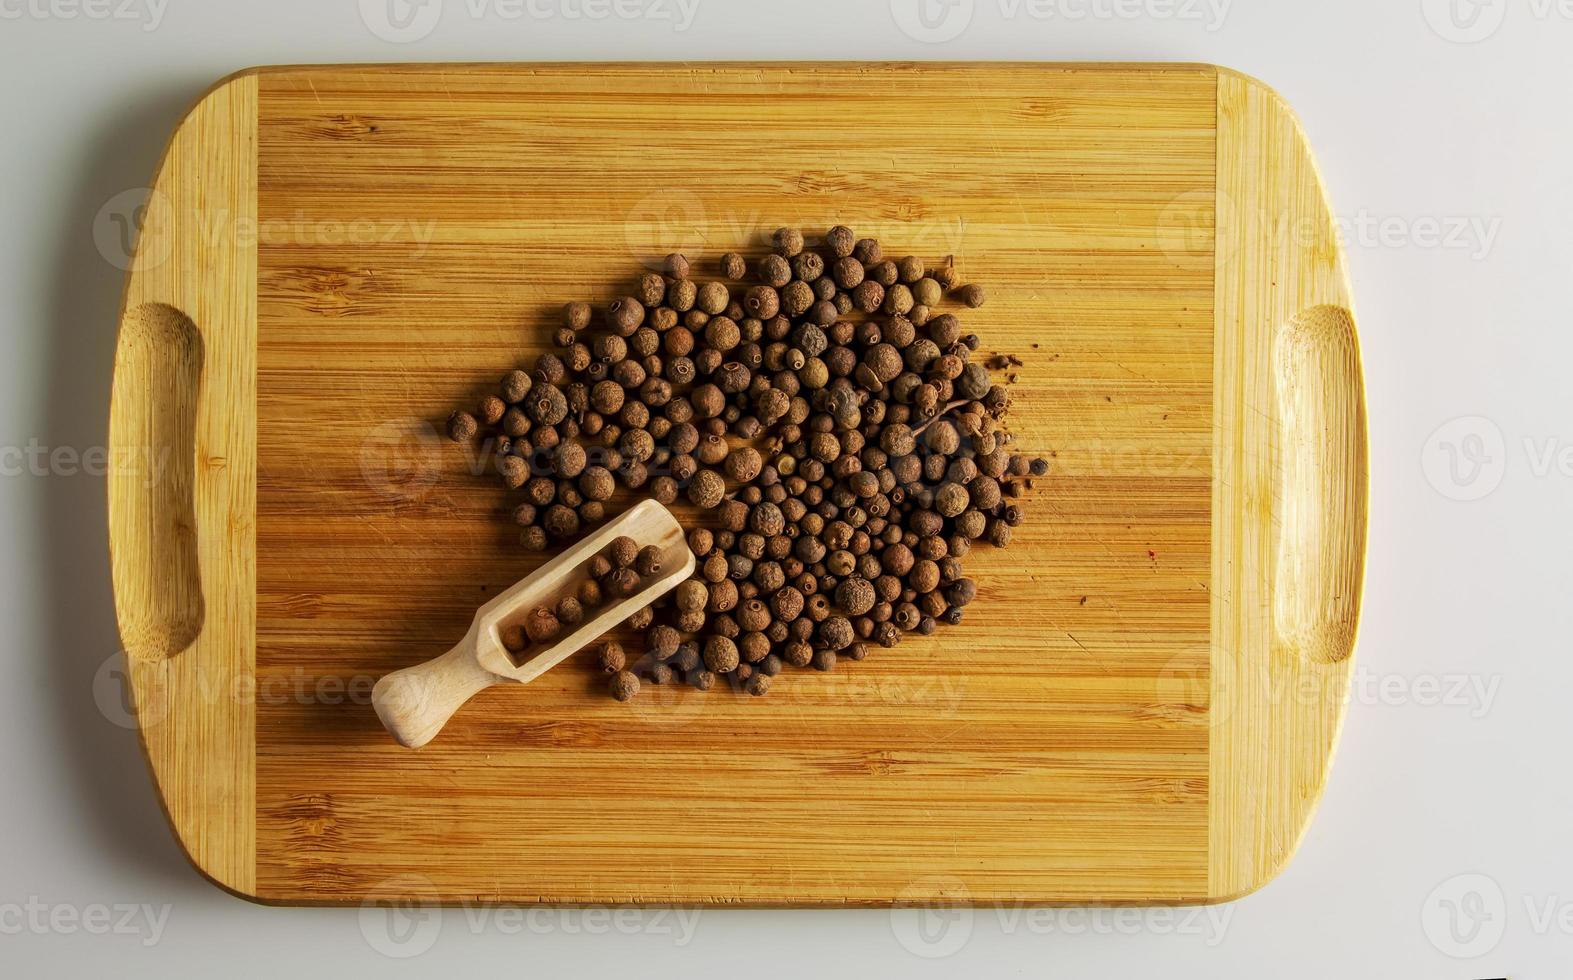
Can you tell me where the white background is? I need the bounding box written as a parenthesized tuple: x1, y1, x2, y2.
(0, 0, 1564, 974)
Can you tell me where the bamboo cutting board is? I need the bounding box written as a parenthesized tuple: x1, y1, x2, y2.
(108, 63, 1366, 906)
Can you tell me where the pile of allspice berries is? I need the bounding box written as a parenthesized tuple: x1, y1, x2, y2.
(446, 226, 1047, 700)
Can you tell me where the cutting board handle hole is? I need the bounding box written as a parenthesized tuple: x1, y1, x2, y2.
(1271, 304, 1366, 666)
(110, 302, 205, 662)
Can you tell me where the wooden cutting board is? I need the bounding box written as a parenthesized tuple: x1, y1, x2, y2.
(108, 63, 1366, 906)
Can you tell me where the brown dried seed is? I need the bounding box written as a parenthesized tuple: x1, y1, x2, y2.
(954, 283, 987, 308)
(609, 670, 640, 701)
(607, 535, 639, 568)
(596, 641, 626, 674)
(519, 526, 547, 551)
(499, 455, 528, 489)
(635, 544, 663, 577)
(703, 635, 740, 673)
(606, 566, 641, 598)
(637, 272, 666, 308)
(607, 296, 646, 336)
(687, 469, 726, 509)
(563, 301, 593, 331)
(725, 447, 763, 483)
(446, 410, 478, 442)
(578, 466, 614, 502)
(477, 394, 506, 425)
(524, 606, 561, 643)
(772, 227, 805, 257)
(501, 369, 532, 403)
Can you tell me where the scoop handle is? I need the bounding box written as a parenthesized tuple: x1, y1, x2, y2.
(372, 634, 501, 748)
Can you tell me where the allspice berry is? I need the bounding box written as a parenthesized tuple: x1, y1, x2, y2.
(578, 466, 614, 501)
(607, 535, 639, 569)
(609, 670, 640, 702)
(675, 579, 709, 612)
(825, 225, 855, 258)
(647, 624, 681, 660)
(499, 455, 528, 489)
(606, 566, 641, 598)
(819, 616, 855, 650)
(525, 384, 568, 425)
(935, 481, 971, 518)
(835, 577, 876, 616)
(744, 672, 771, 697)
(524, 606, 561, 643)
(563, 301, 592, 331)
(720, 251, 747, 280)
(687, 469, 726, 509)
(596, 641, 626, 674)
(703, 635, 740, 673)
(725, 447, 763, 483)
(543, 504, 580, 539)
(501, 369, 532, 403)
(635, 544, 663, 577)
(519, 526, 547, 551)
(478, 394, 506, 425)
(556, 595, 584, 625)
(759, 253, 792, 288)
(772, 227, 805, 257)
(954, 283, 987, 308)
(607, 296, 646, 336)
(446, 410, 478, 442)
(500, 624, 527, 653)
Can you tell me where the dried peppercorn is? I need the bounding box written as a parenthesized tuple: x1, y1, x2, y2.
(501, 369, 532, 403)
(524, 606, 561, 643)
(446, 410, 478, 442)
(519, 526, 547, 551)
(703, 635, 740, 673)
(637, 273, 666, 308)
(720, 251, 747, 280)
(635, 544, 663, 577)
(687, 469, 726, 509)
(607, 297, 646, 336)
(596, 641, 626, 674)
(609, 670, 640, 701)
(578, 466, 614, 502)
(772, 227, 805, 257)
(563, 301, 593, 331)
(606, 535, 638, 569)
(499, 455, 528, 490)
(953, 283, 987, 308)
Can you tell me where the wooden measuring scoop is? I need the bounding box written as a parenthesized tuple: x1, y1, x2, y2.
(371, 499, 694, 748)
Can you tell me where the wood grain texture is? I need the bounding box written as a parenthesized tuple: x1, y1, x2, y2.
(109, 71, 258, 895)
(108, 63, 1364, 906)
(1207, 70, 1366, 900)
